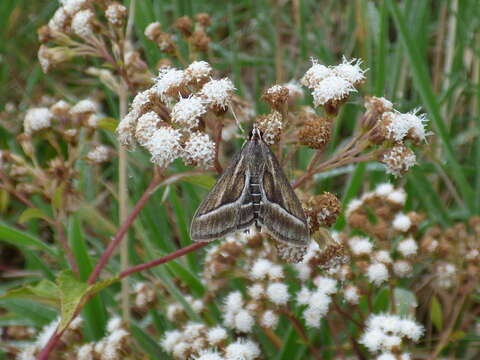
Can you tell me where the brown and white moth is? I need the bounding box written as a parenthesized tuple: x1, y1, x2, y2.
(190, 126, 310, 260)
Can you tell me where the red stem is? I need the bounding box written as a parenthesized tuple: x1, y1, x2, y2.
(37, 330, 63, 360)
(87, 175, 161, 284)
(120, 241, 209, 278)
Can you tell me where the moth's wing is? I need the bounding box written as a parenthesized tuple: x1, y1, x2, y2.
(260, 144, 310, 246)
(190, 146, 254, 241)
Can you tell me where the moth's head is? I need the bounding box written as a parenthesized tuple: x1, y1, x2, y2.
(249, 125, 263, 141)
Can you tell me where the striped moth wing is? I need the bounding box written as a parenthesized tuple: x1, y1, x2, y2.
(190, 127, 310, 255)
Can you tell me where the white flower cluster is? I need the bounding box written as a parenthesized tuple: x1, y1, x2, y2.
(296, 276, 338, 328)
(167, 295, 205, 321)
(160, 322, 261, 360)
(116, 61, 233, 169)
(301, 57, 365, 107)
(86, 145, 110, 163)
(382, 109, 428, 144)
(78, 316, 130, 360)
(24, 107, 53, 135)
(359, 313, 423, 358)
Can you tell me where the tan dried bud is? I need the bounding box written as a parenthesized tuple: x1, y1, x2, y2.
(37, 25, 53, 43)
(50, 100, 71, 118)
(105, 2, 127, 26)
(379, 145, 416, 177)
(144, 22, 162, 41)
(298, 116, 332, 150)
(247, 233, 263, 249)
(310, 234, 347, 269)
(303, 192, 341, 232)
(156, 32, 176, 55)
(261, 85, 289, 110)
(175, 16, 193, 37)
(38, 45, 74, 74)
(195, 13, 212, 28)
(191, 29, 210, 52)
(255, 111, 283, 145)
(361, 96, 393, 130)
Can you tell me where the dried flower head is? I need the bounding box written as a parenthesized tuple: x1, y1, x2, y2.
(184, 61, 213, 85)
(191, 28, 210, 52)
(24, 107, 52, 134)
(255, 111, 283, 145)
(71, 9, 94, 38)
(303, 192, 341, 232)
(155, 67, 187, 102)
(105, 2, 127, 25)
(332, 57, 366, 85)
(312, 76, 356, 108)
(380, 145, 417, 177)
(200, 78, 235, 114)
(175, 16, 193, 37)
(298, 115, 332, 150)
(86, 145, 110, 163)
(262, 85, 289, 110)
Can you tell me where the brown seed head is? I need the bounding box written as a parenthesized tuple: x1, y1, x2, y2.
(191, 29, 210, 52)
(195, 13, 212, 28)
(175, 16, 193, 37)
(255, 111, 283, 145)
(261, 85, 289, 110)
(298, 115, 332, 150)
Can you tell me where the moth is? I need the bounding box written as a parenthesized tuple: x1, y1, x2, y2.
(190, 126, 310, 252)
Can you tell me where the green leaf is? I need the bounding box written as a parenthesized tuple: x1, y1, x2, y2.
(0, 280, 60, 307)
(0, 222, 57, 256)
(130, 323, 166, 358)
(181, 175, 216, 189)
(393, 287, 417, 317)
(98, 117, 119, 132)
(373, 287, 390, 312)
(430, 295, 443, 331)
(165, 261, 205, 297)
(18, 207, 50, 224)
(56, 270, 119, 333)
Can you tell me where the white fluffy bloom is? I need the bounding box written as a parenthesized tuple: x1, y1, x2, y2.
(182, 132, 215, 168)
(399, 318, 424, 341)
(283, 80, 304, 99)
(171, 96, 206, 129)
(247, 284, 264, 300)
(397, 237, 418, 257)
(312, 76, 356, 107)
(393, 260, 412, 277)
(49, 7, 69, 32)
(105, 3, 126, 25)
(234, 310, 255, 333)
(393, 213, 412, 232)
(185, 61, 213, 83)
(387, 189, 407, 205)
(155, 68, 185, 102)
(307, 291, 331, 316)
(107, 316, 122, 333)
(225, 339, 260, 360)
(86, 145, 109, 163)
(382, 145, 417, 177)
(344, 285, 360, 304)
(268, 265, 284, 280)
(313, 277, 337, 295)
(146, 127, 182, 168)
(375, 183, 394, 196)
(195, 350, 224, 360)
(200, 78, 235, 110)
(135, 111, 159, 146)
(224, 291, 244, 313)
(400, 110, 428, 142)
(251, 258, 272, 280)
(301, 60, 332, 88)
(376, 352, 396, 360)
(70, 99, 97, 114)
(266, 282, 290, 305)
(348, 236, 373, 256)
(296, 286, 312, 305)
(77, 343, 94, 360)
(261, 310, 279, 329)
(207, 326, 228, 345)
(374, 250, 392, 264)
(294, 263, 312, 281)
(345, 198, 363, 217)
(61, 0, 87, 14)
(384, 110, 428, 143)
(332, 57, 366, 84)
(24, 107, 52, 134)
(366, 263, 389, 286)
(71, 9, 94, 38)
(303, 306, 322, 328)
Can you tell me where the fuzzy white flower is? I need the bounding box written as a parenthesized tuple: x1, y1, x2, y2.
(345, 198, 363, 217)
(283, 80, 304, 99)
(61, 0, 87, 14)
(294, 263, 312, 281)
(382, 145, 417, 177)
(234, 310, 255, 333)
(200, 78, 235, 110)
(224, 291, 244, 313)
(266, 282, 290, 305)
(49, 7, 69, 32)
(313, 276, 337, 295)
(171, 96, 206, 129)
(312, 76, 356, 107)
(225, 339, 260, 360)
(155, 67, 185, 102)
(374, 250, 392, 264)
(261, 310, 279, 329)
(195, 350, 224, 360)
(303, 306, 322, 328)
(71, 9, 94, 38)
(183, 132, 216, 168)
(307, 290, 332, 316)
(397, 237, 418, 257)
(344, 285, 360, 304)
(301, 60, 332, 89)
(146, 127, 182, 168)
(24, 107, 52, 134)
(185, 61, 213, 83)
(251, 258, 272, 280)
(256, 110, 282, 145)
(268, 265, 284, 280)
(385, 110, 428, 143)
(135, 111, 159, 146)
(348, 236, 373, 256)
(247, 283, 264, 300)
(400, 110, 428, 142)
(86, 145, 109, 163)
(387, 189, 407, 205)
(70, 99, 97, 114)
(399, 318, 424, 341)
(393, 213, 412, 232)
(296, 286, 312, 305)
(105, 3, 126, 25)
(207, 326, 228, 345)
(366, 263, 389, 286)
(117, 112, 137, 147)
(77, 343, 94, 360)
(375, 183, 394, 196)
(393, 260, 412, 277)
(107, 316, 122, 333)
(332, 57, 366, 84)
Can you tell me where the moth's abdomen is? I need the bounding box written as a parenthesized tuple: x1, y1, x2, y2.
(248, 174, 263, 227)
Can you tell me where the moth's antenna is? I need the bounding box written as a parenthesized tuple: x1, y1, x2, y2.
(229, 104, 245, 135)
